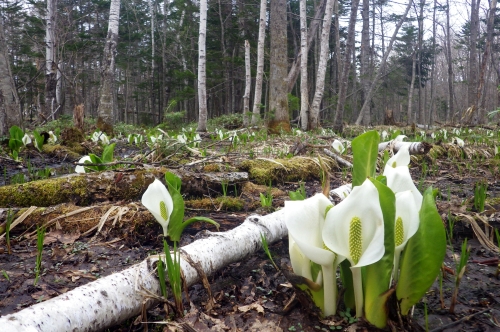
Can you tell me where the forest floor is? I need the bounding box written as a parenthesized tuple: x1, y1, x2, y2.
(0, 123, 499, 331)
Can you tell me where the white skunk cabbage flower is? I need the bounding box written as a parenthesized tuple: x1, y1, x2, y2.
(394, 135, 407, 142)
(22, 134, 32, 146)
(177, 134, 187, 144)
(48, 131, 57, 144)
(285, 194, 344, 316)
(383, 145, 422, 208)
(323, 179, 385, 317)
(381, 130, 388, 141)
(452, 137, 464, 147)
(100, 133, 110, 145)
(431, 132, 436, 139)
(91, 131, 100, 142)
(141, 179, 174, 237)
(218, 129, 224, 140)
(392, 190, 420, 281)
(75, 155, 91, 173)
(495, 146, 498, 155)
(441, 129, 447, 139)
(193, 133, 201, 147)
(331, 140, 345, 154)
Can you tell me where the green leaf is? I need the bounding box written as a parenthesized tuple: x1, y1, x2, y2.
(33, 131, 44, 152)
(351, 131, 379, 187)
(181, 216, 220, 232)
(165, 172, 182, 192)
(88, 154, 104, 171)
(390, 130, 401, 140)
(101, 143, 115, 163)
(364, 178, 396, 328)
(339, 260, 355, 310)
(9, 126, 24, 140)
(396, 187, 446, 315)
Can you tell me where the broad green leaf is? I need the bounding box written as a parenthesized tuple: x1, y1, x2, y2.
(351, 131, 379, 187)
(396, 187, 446, 315)
(88, 154, 104, 171)
(33, 131, 44, 152)
(390, 130, 401, 140)
(102, 143, 115, 163)
(164, 183, 185, 242)
(364, 178, 396, 328)
(9, 126, 24, 140)
(165, 172, 182, 192)
(181, 216, 220, 232)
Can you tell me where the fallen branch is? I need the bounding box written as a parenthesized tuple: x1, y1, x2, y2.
(378, 140, 432, 155)
(0, 209, 287, 331)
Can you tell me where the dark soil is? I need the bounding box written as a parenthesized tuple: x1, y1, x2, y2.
(1, 129, 500, 332)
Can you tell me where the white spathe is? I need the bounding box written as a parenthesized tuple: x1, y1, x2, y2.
(48, 131, 57, 144)
(75, 156, 91, 173)
(383, 145, 422, 208)
(22, 133, 32, 146)
(141, 179, 174, 237)
(331, 140, 345, 154)
(323, 179, 385, 268)
(285, 193, 343, 316)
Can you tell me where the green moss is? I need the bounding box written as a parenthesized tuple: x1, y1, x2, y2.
(239, 157, 336, 184)
(186, 196, 244, 211)
(42, 144, 81, 160)
(0, 176, 89, 207)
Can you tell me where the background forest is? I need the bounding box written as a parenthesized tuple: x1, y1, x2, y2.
(0, 0, 499, 135)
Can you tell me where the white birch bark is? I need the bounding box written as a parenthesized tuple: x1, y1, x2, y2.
(97, 0, 121, 134)
(308, 0, 334, 130)
(407, 50, 416, 124)
(196, 0, 208, 132)
(0, 210, 287, 332)
(44, 0, 58, 121)
(251, 0, 267, 125)
(243, 40, 251, 127)
(299, 0, 308, 130)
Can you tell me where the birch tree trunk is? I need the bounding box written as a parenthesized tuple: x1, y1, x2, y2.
(445, 0, 454, 123)
(196, 0, 208, 132)
(268, 0, 289, 130)
(299, 0, 308, 130)
(332, 0, 360, 133)
(428, 0, 436, 127)
(243, 40, 250, 127)
(251, 0, 267, 125)
(309, 0, 335, 130)
(44, 0, 58, 121)
(417, 0, 426, 125)
(467, 0, 480, 123)
(97, 0, 121, 135)
(359, 0, 371, 126)
(0, 16, 21, 135)
(148, 0, 156, 122)
(354, 0, 412, 125)
(287, 0, 327, 93)
(407, 50, 417, 124)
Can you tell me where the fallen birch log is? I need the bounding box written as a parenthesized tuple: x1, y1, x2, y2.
(0, 209, 287, 332)
(378, 140, 432, 155)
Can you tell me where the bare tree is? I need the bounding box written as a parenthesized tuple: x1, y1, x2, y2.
(359, 0, 371, 125)
(251, 0, 267, 125)
(44, 0, 58, 121)
(299, 0, 308, 130)
(333, 0, 360, 133)
(97, 0, 121, 135)
(355, 0, 412, 126)
(467, 0, 480, 122)
(444, 0, 454, 122)
(243, 40, 250, 127)
(309, 0, 335, 129)
(197, 0, 208, 132)
(0, 15, 20, 135)
(407, 50, 417, 124)
(268, 0, 289, 131)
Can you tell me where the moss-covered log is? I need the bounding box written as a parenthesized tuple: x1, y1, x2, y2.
(0, 168, 249, 208)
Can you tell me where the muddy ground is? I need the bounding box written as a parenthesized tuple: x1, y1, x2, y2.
(0, 127, 499, 331)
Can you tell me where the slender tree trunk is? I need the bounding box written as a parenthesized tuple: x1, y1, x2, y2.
(359, 0, 371, 125)
(97, 0, 121, 135)
(44, 0, 58, 121)
(417, 0, 426, 124)
(468, 0, 480, 123)
(148, 0, 156, 123)
(287, 0, 327, 93)
(309, 0, 335, 130)
(299, 0, 308, 130)
(268, 0, 289, 130)
(445, 0, 454, 123)
(333, 0, 360, 133)
(355, 0, 412, 125)
(428, 0, 437, 127)
(197, 0, 208, 132)
(477, 0, 496, 124)
(251, 0, 267, 125)
(0, 16, 21, 135)
(333, 0, 341, 93)
(407, 50, 417, 124)
(243, 40, 250, 127)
